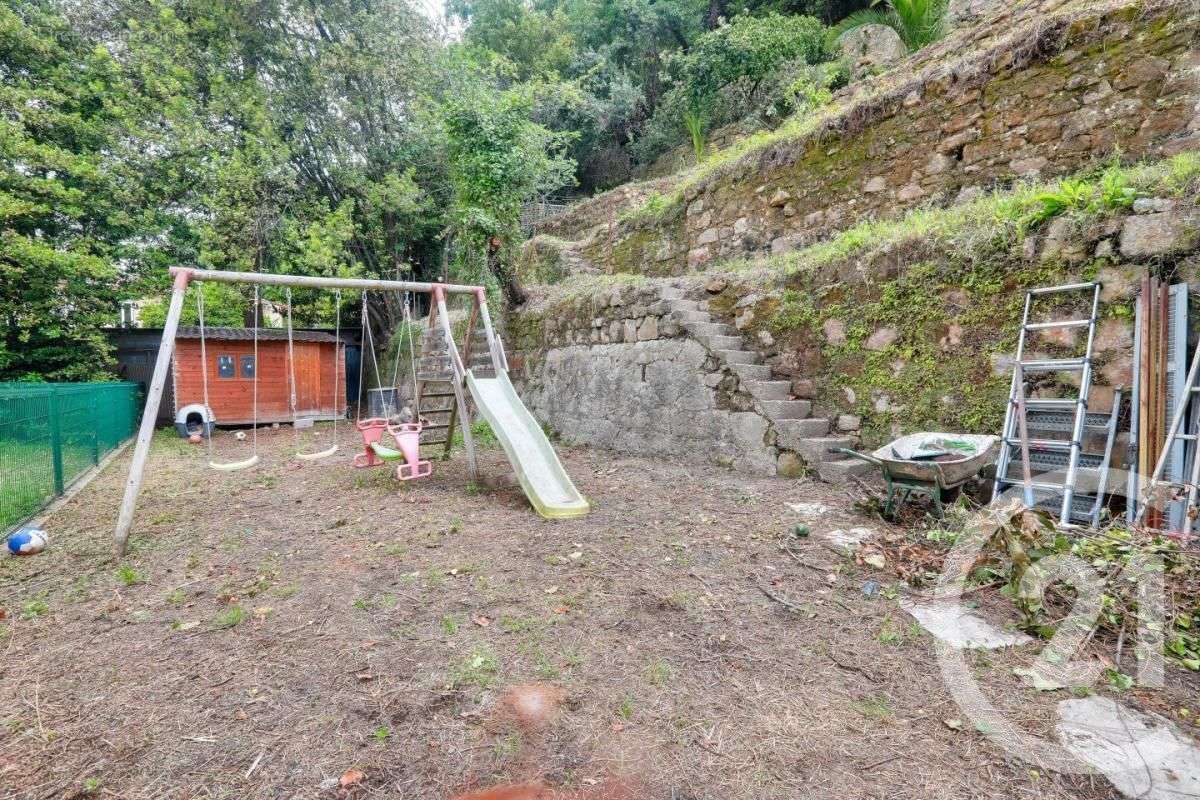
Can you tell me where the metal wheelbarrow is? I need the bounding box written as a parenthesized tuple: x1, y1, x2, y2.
(832, 432, 1000, 519)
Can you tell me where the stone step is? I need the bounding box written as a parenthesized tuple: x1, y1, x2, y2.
(675, 310, 711, 323)
(686, 321, 736, 338)
(758, 399, 811, 419)
(729, 363, 771, 381)
(717, 349, 760, 365)
(776, 418, 832, 444)
(660, 286, 684, 300)
(792, 436, 857, 465)
(746, 380, 791, 400)
(706, 334, 744, 350)
(818, 459, 876, 483)
(669, 299, 700, 311)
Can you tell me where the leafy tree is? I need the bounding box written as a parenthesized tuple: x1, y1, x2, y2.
(828, 0, 947, 53)
(138, 281, 247, 327)
(635, 12, 827, 163)
(450, 0, 576, 79)
(0, 2, 146, 380)
(440, 69, 576, 303)
(669, 13, 826, 115)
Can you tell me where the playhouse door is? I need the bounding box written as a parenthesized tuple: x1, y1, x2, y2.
(291, 342, 322, 416)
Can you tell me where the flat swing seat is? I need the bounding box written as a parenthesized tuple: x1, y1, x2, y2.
(209, 454, 260, 472)
(296, 444, 339, 461)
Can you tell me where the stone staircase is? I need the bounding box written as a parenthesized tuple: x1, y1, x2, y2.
(660, 286, 872, 482)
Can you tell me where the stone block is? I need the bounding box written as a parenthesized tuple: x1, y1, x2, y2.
(926, 152, 954, 175)
(864, 327, 899, 351)
(1113, 56, 1171, 91)
(1097, 265, 1138, 303)
(938, 128, 980, 154)
(991, 352, 1016, 377)
(1133, 198, 1176, 215)
(839, 24, 905, 79)
(940, 322, 963, 351)
(622, 318, 637, 343)
(637, 316, 658, 341)
(771, 234, 805, 255)
(1010, 156, 1048, 176)
(1100, 353, 1133, 387)
(777, 451, 806, 478)
(823, 318, 846, 346)
(946, 0, 1004, 26)
(791, 378, 816, 399)
(1120, 213, 1197, 258)
(687, 247, 712, 268)
(836, 414, 861, 432)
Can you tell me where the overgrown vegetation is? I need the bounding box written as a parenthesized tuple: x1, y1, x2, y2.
(730, 153, 1200, 442)
(4, 0, 896, 382)
(635, 12, 832, 164)
(529, 153, 1199, 443)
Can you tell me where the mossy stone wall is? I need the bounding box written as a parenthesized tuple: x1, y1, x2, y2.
(561, 1, 1198, 280)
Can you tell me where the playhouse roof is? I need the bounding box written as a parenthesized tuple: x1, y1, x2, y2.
(175, 326, 341, 344)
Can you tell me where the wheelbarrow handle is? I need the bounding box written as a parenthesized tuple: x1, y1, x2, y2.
(830, 447, 884, 468)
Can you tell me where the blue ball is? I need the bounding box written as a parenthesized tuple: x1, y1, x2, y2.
(6, 527, 48, 556)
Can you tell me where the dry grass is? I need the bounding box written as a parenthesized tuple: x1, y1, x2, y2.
(0, 426, 1132, 798)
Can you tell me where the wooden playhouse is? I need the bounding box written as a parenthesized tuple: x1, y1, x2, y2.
(172, 327, 346, 429)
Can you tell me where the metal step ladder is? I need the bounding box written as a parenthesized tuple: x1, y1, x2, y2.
(1136, 337, 1200, 536)
(994, 282, 1112, 526)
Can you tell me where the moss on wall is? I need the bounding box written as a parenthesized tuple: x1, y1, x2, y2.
(704, 153, 1200, 445)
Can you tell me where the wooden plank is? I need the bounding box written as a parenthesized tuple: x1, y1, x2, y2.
(114, 269, 190, 556)
(435, 288, 475, 479)
(175, 266, 482, 295)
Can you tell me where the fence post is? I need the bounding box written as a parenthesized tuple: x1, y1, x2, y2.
(49, 386, 64, 496)
(91, 387, 101, 465)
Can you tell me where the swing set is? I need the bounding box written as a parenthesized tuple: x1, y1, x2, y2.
(351, 288, 432, 480)
(193, 284, 345, 470)
(114, 266, 590, 556)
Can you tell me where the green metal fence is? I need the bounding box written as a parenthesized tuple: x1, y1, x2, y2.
(0, 382, 141, 531)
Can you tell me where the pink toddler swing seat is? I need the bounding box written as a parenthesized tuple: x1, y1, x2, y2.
(353, 417, 433, 481)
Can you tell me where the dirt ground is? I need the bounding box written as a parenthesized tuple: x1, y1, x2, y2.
(0, 424, 1161, 799)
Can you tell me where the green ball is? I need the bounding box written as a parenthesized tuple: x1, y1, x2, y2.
(792, 524, 810, 538)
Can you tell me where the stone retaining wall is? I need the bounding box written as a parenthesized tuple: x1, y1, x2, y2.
(529, 0, 1198, 280)
(509, 282, 682, 351)
(518, 339, 777, 474)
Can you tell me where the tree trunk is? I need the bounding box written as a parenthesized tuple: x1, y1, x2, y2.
(488, 236, 526, 307)
(705, 0, 727, 30)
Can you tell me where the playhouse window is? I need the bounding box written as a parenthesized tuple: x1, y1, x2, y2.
(216, 355, 235, 378)
(240, 355, 256, 378)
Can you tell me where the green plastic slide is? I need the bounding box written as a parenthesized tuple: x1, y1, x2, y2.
(466, 372, 590, 519)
